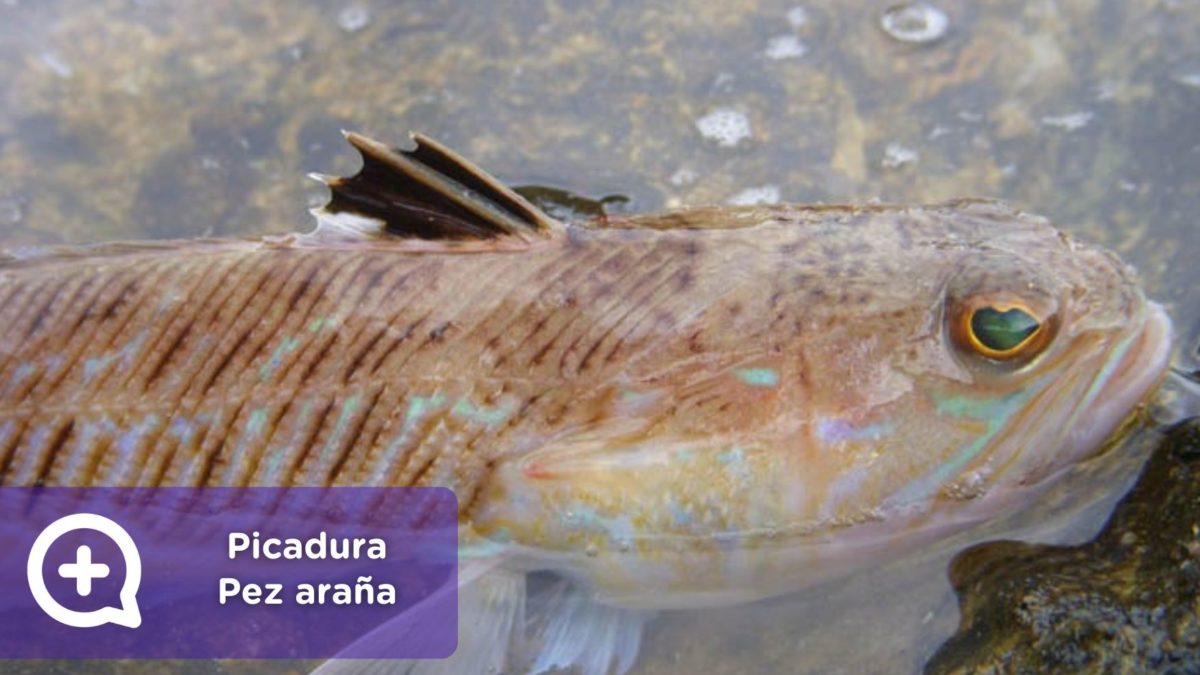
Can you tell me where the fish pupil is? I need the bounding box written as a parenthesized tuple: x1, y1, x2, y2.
(970, 306, 1040, 353)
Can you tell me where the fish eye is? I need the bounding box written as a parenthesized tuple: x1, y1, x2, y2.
(951, 299, 1052, 361)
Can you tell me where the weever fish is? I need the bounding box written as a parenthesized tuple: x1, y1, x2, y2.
(0, 132, 1173, 674)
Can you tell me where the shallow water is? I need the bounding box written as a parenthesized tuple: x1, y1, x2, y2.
(1, 0, 1198, 673)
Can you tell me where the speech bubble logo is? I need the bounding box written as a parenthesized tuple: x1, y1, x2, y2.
(27, 513, 142, 629)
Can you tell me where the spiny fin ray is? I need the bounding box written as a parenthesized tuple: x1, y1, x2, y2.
(315, 131, 563, 241)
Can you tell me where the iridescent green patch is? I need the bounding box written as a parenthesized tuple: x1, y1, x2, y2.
(970, 307, 1040, 352)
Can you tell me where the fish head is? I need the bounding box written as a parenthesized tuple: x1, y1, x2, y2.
(471, 202, 1173, 606)
(883, 207, 1173, 503)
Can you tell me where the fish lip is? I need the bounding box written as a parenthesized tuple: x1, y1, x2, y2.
(1070, 300, 1173, 453)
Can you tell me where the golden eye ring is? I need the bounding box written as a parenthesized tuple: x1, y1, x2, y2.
(952, 299, 1051, 361)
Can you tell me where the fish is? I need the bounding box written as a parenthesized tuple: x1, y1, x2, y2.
(0, 131, 1173, 674)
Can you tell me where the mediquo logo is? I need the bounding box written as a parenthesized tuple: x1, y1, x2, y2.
(26, 512, 143, 629)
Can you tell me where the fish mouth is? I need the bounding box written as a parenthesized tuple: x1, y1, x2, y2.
(1067, 300, 1173, 456)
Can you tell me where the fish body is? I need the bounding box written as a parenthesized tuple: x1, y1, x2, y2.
(0, 133, 1173, 673)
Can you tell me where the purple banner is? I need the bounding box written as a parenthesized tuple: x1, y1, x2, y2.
(0, 487, 457, 659)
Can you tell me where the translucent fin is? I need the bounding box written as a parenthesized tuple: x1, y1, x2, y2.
(310, 560, 523, 675)
(311, 131, 564, 241)
(526, 577, 651, 675)
(310, 566, 651, 675)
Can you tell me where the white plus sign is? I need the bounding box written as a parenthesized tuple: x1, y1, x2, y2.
(57, 545, 110, 597)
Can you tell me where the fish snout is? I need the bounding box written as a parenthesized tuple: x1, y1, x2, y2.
(1067, 301, 1173, 457)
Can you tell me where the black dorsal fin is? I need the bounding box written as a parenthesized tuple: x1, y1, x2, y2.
(311, 132, 563, 241)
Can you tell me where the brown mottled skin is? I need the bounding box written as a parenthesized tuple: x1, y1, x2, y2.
(0, 205, 857, 495)
(0, 201, 1134, 514)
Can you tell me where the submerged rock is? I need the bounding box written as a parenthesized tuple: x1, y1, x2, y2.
(928, 417, 1200, 673)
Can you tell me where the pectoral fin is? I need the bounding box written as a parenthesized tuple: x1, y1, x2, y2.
(310, 559, 524, 675)
(526, 576, 651, 675)
(310, 561, 650, 675)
